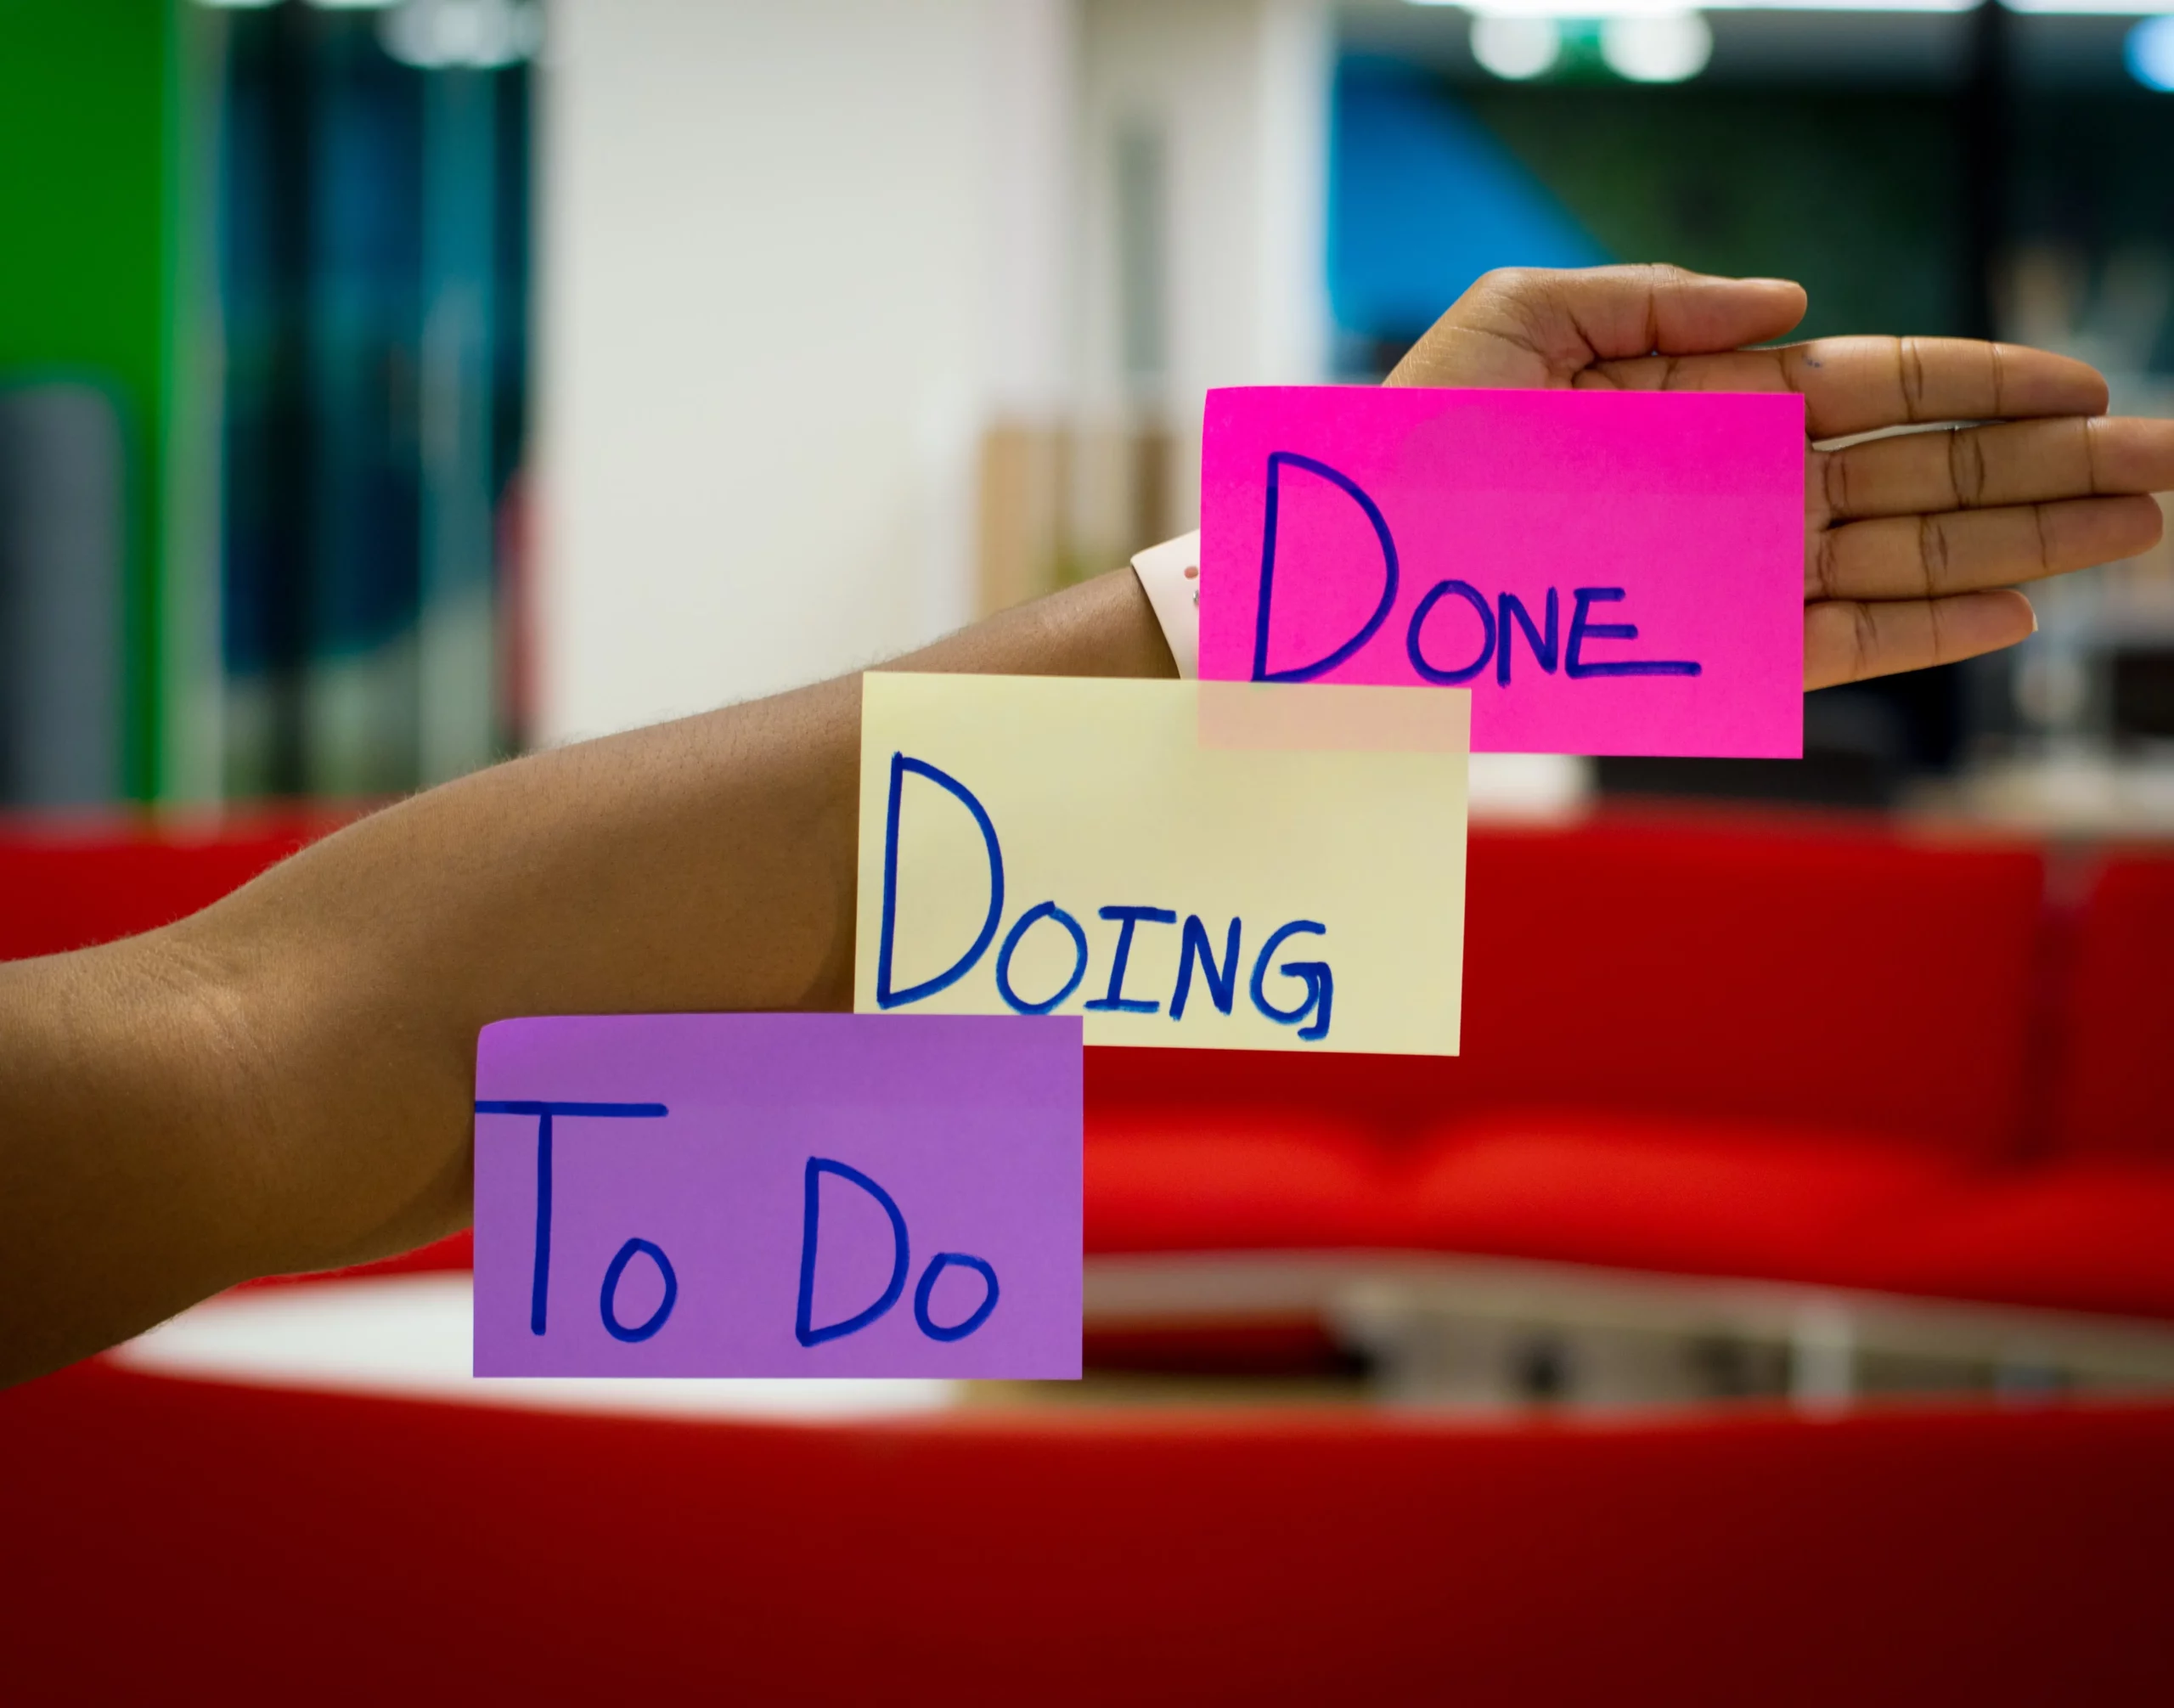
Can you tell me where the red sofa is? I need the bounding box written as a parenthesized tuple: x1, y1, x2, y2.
(4, 809, 2173, 1703)
(3, 1358, 2170, 1705)
(1860, 851, 2174, 1317)
(2, 808, 2169, 1311)
(1090, 815, 2174, 1321)
(0, 811, 339, 961)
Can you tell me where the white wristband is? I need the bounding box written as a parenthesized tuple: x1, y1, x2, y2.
(1129, 529, 1202, 679)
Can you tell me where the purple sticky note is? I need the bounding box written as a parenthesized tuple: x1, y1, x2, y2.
(1199, 386, 1806, 758)
(473, 1013, 1081, 1378)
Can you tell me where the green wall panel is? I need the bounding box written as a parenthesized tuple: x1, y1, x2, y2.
(0, 0, 182, 799)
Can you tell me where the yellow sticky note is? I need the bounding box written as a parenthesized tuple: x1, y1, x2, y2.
(855, 674, 1468, 1056)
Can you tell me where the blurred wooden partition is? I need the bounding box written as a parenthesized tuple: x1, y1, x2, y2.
(976, 417, 1179, 618)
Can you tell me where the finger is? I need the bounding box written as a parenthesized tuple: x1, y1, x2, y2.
(1390, 264, 1807, 389)
(1809, 495, 2163, 601)
(1813, 415, 2174, 524)
(1576, 347, 1787, 395)
(1781, 336, 2107, 438)
(1581, 338, 2109, 439)
(1805, 589, 2036, 691)
(1517, 265, 1809, 361)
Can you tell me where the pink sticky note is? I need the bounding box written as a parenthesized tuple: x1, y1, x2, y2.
(473, 1012, 1081, 1378)
(1199, 386, 1805, 758)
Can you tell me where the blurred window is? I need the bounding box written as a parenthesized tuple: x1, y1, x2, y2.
(212, 0, 534, 798)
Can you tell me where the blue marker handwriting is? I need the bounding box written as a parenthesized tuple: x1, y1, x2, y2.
(482, 1099, 1000, 1351)
(1250, 450, 1702, 686)
(871, 753, 1332, 1040)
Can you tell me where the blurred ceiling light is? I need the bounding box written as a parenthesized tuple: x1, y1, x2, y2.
(2127, 14, 2174, 84)
(1601, 9, 1715, 78)
(1470, 14, 1566, 78)
(2010, 0, 2174, 12)
(1411, 0, 1978, 13)
(378, 0, 541, 69)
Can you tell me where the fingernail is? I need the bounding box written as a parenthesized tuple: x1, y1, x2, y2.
(2028, 600, 2040, 634)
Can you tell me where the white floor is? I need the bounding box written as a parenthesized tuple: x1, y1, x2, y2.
(111, 1273, 960, 1423)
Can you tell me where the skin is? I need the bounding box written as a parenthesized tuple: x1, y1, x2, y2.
(4, 264, 2171, 1388)
(1387, 266, 2174, 687)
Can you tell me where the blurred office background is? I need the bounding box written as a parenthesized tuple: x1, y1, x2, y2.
(4, 0, 2173, 825)
(9, 13, 2174, 1690)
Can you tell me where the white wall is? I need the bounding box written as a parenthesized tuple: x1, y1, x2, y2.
(1077, 0, 1332, 523)
(538, 0, 1073, 741)
(537, 0, 1329, 741)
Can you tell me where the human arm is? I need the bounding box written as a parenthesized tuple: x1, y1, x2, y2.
(6, 263, 2170, 1387)
(0, 574, 1173, 1387)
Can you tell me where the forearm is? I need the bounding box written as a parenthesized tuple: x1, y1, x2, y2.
(20, 258, 2154, 1388)
(0, 568, 1172, 1384)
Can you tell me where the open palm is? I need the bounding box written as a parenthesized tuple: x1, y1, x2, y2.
(1387, 265, 2174, 689)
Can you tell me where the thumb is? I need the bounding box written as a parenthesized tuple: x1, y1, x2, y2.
(1388, 264, 1808, 389)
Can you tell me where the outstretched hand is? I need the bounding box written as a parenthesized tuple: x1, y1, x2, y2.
(1387, 264, 2174, 690)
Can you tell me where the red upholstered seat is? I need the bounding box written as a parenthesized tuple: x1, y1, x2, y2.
(22, 811, 2153, 1319)
(8, 1360, 2174, 1703)
(1400, 1113, 1967, 1284)
(1085, 1108, 1396, 1254)
(1852, 853, 2174, 1319)
(1085, 817, 2047, 1284)
(2048, 853, 2174, 1164)
(0, 815, 337, 961)
(1858, 1163, 2174, 1321)
(1090, 816, 2047, 1164)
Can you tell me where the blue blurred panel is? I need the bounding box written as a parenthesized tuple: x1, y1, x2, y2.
(1330, 55, 1608, 343)
(215, 6, 532, 793)
(308, 25, 425, 662)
